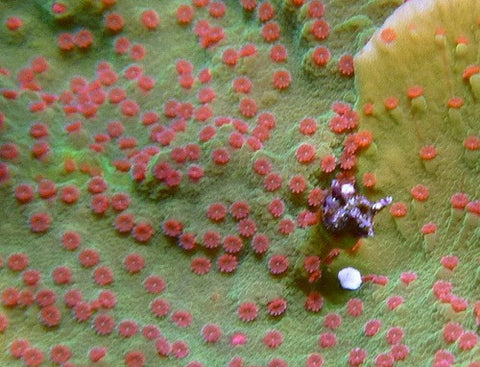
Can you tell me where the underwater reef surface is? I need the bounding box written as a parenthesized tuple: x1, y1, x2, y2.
(0, 0, 479, 366)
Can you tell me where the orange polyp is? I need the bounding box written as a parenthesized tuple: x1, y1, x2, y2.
(6, 17, 23, 31)
(455, 35, 469, 45)
(407, 86, 424, 98)
(311, 19, 330, 41)
(262, 22, 281, 42)
(2, 89, 18, 99)
(58, 33, 76, 51)
(176, 5, 194, 25)
(270, 44, 288, 63)
(419, 145, 438, 160)
(105, 13, 124, 33)
(290, 0, 306, 6)
(141, 9, 160, 30)
(193, 0, 209, 7)
(380, 27, 397, 43)
(52, 3, 67, 14)
(114, 37, 130, 55)
(462, 65, 480, 79)
(299, 117, 317, 135)
(308, 1, 325, 18)
(363, 102, 374, 116)
(31, 57, 49, 74)
(239, 98, 258, 118)
(222, 48, 239, 66)
(339, 152, 356, 170)
(362, 172, 376, 188)
(74, 30, 94, 49)
(312, 46, 330, 67)
(272, 69, 291, 89)
(390, 202, 407, 218)
(411, 184, 429, 201)
(258, 2, 275, 22)
(232, 76, 252, 93)
(435, 27, 446, 36)
(130, 44, 146, 61)
(320, 155, 336, 173)
(241, 0, 257, 11)
(354, 131, 373, 148)
(112, 159, 131, 172)
(421, 222, 437, 234)
(338, 55, 354, 76)
(447, 96, 464, 108)
(100, 0, 116, 6)
(384, 97, 399, 110)
(240, 43, 257, 57)
(464, 135, 480, 150)
(209, 1, 227, 18)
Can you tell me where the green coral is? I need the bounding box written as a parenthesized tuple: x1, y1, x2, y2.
(1, 0, 478, 366)
(355, 0, 480, 363)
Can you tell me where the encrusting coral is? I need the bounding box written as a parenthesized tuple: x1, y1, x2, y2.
(354, 0, 480, 364)
(0, 0, 479, 366)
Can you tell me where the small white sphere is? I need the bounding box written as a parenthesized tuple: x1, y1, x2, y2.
(338, 267, 362, 290)
(341, 183, 355, 195)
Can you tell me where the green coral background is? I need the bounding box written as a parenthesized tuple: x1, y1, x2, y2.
(0, 0, 478, 366)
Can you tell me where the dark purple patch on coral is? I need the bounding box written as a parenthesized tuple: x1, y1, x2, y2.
(322, 180, 392, 238)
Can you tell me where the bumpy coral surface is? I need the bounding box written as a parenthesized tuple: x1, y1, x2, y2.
(355, 0, 480, 365)
(0, 0, 478, 366)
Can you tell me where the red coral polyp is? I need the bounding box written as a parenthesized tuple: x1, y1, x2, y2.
(162, 219, 183, 236)
(143, 275, 166, 294)
(201, 323, 222, 343)
(267, 298, 287, 316)
(29, 212, 51, 233)
(217, 254, 238, 273)
(237, 302, 259, 322)
(268, 255, 289, 275)
(39, 305, 62, 327)
(132, 222, 154, 243)
(296, 143, 316, 163)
